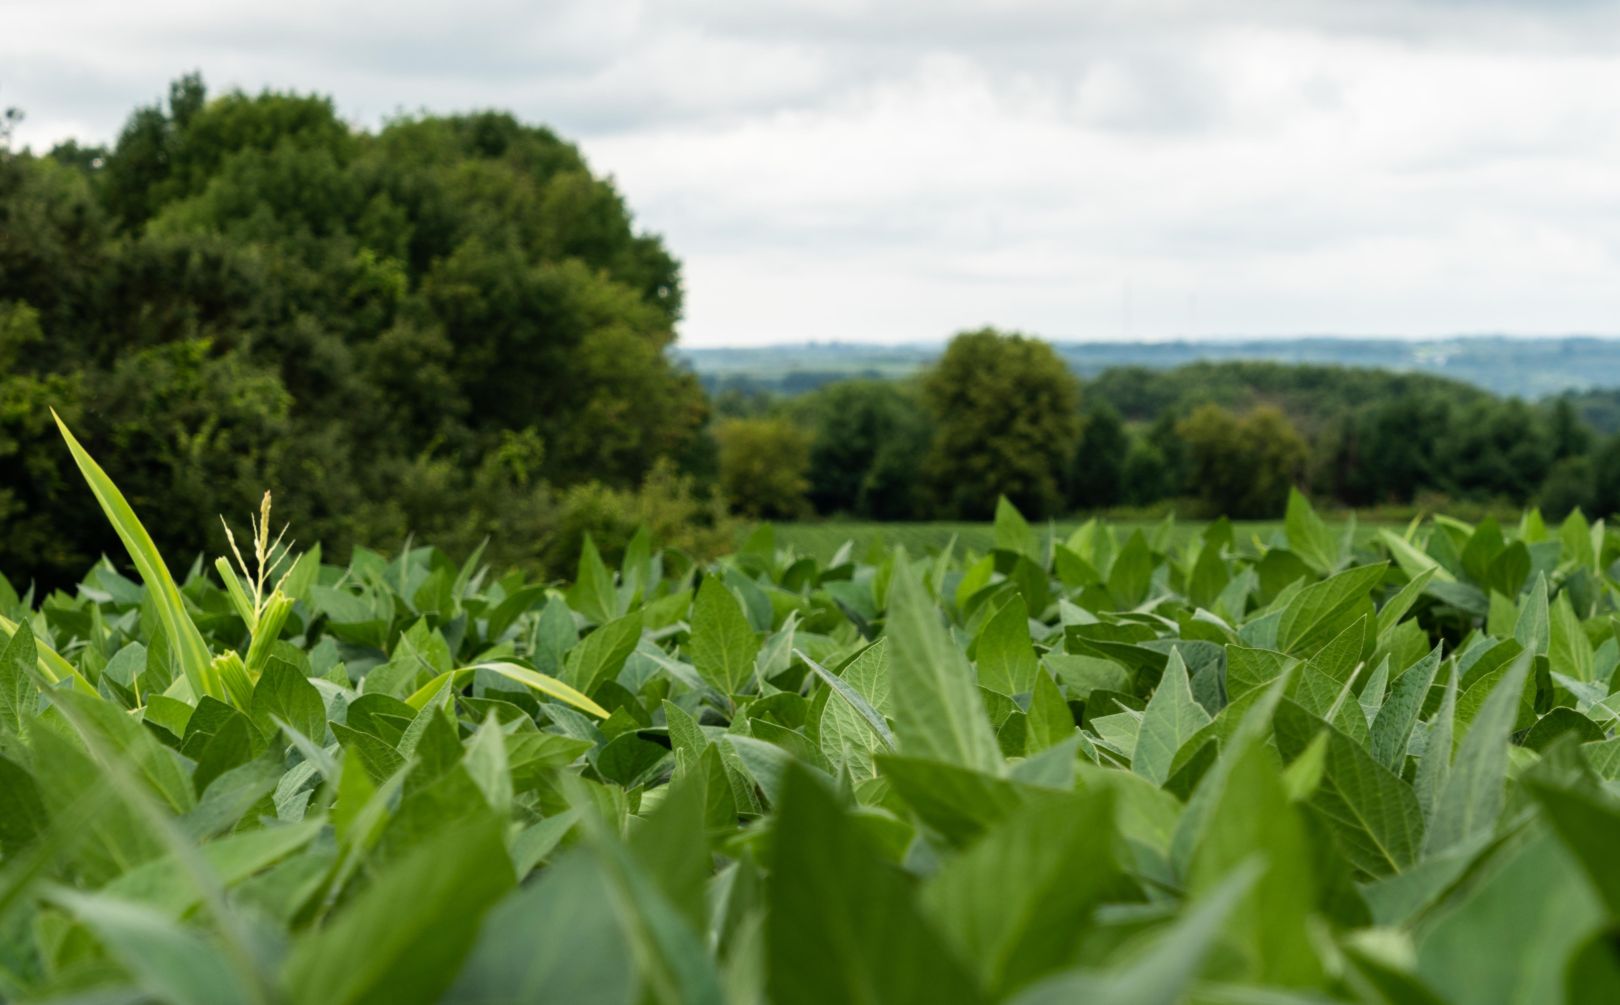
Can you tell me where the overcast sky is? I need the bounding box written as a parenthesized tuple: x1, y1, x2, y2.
(8, 1, 1620, 347)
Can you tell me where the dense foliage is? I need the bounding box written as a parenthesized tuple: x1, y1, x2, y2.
(729, 350, 1620, 524)
(6, 425, 1620, 1002)
(1, 75, 707, 588)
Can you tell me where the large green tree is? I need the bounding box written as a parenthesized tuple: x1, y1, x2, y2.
(922, 328, 1081, 519)
(0, 75, 705, 586)
(1176, 404, 1307, 518)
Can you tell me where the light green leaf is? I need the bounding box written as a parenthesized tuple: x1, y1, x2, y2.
(885, 558, 1002, 773)
(687, 578, 761, 696)
(1132, 649, 1212, 786)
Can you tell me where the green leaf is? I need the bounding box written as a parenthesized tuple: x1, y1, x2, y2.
(993, 495, 1038, 560)
(1132, 649, 1212, 786)
(1416, 833, 1602, 1005)
(922, 789, 1122, 996)
(1107, 531, 1154, 608)
(885, 558, 1002, 773)
(1008, 861, 1262, 1005)
(1369, 644, 1442, 770)
(568, 534, 619, 624)
(1274, 699, 1423, 876)
(446, 851, 634, 1004)
(1277, 562, 1388, 655)
(766, 765, 985, 1005)
(1526, 779, 1620, 915)
(802, 645, 894, 753)
(1550, 592, 1595, 683)
(1416, 665, 1459, 826)
(53, 411, 219, 703)
(563, 612, 644, 697)
(282, 812, 516, 1005)
(0, 618, 37, 735)
(250, 657, 327, 748)
(878, 755, 1047, 845)
(1425, 648, 1534, 856)
(52, 890, 257, 1005)
(687, 578, 760, 696)
(975, 593, 1040, 697)
(1285, 488, 1339, 573)
(1514, 573, 1550, 657)
(1187, 734, 1322, 985)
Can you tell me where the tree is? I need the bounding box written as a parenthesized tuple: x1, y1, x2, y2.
(0, 73, 707, 587)
(1176, 404, 1307, 517)
(1068, 402, 1128, 509)
(715, 418, 813, 519)
(922, 328, 1082, 519)
(798, 380, 929, 519)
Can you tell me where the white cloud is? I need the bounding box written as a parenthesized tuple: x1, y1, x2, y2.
(7, 0, 1620, 345)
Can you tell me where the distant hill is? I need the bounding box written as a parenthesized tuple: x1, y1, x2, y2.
(681, 336, 1620, 401)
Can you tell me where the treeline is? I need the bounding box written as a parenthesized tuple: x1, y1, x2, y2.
(713, 334, 1620, 523)
(5, 76, 1619, 590)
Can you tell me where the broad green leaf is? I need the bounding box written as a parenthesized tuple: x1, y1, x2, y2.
(1425, 648, 1533, 856)
(1369, 644, 1442, 770)
(1277, 563, 1388, 655)
(922, 790, 1122, 996)
(885, 559, 1002, 773)
(975, 593, 1040, 697)
(282, 812, 516, 1005)
(250, 657, 327, 747)
(1274, 699, 1422, 876)
(1132, 649, 1211, 786)
(1008, 862, 1262, 1005)
(1285, 488, 1339, 574)
(568, 534, 619, 624)
(1417, 833, 1602, 1005)
(1526, 779, 1620, 914)
(447, 851, 634, 1004)
(1188, 734, 1322, 985)
(1514, 573, 1550, 657)
(767, 765, 985, 1005)
(687, 577, 760, 696)
(52, 890, 257, 1005)
(993, 495, 1038, 560)
(564, 612, 644, 697)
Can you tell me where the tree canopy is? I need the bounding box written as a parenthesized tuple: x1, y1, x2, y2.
(1, 75, 705, 586)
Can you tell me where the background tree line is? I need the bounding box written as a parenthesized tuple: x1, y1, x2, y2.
(4, 75, 1619, 589)
(713, 338, 1620, 525)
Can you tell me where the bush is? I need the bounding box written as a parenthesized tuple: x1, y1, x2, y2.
(715, 417, 813, 519)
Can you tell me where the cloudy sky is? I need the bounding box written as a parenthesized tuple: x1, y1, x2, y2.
(8, 1, 1620, 346)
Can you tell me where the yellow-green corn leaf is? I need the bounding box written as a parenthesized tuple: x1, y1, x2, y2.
(405, 661, 609, 719)
(52, 410, 218, 702)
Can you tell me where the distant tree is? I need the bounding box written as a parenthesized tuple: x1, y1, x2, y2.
(1547, 397, 1592, 460)
(1068, 402, 1128, 509)
(716, 418, 813, 519)
(1591, 436, 1620, 519)
(922, 328, 1082, 519)
(1120, 437, 1173, 506)
(1176, 404, 1307, 517)
(1439, 399, 1553, 501)
(1539, 456, 1595, 519)
(797, 380, 929, 519)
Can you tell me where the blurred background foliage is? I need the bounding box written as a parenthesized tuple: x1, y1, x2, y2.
(6, 75, 1620, 589)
